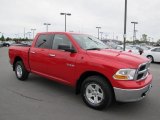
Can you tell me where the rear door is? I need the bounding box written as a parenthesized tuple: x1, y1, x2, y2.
(29, 34, 54, 74)
(47, 34, 77, 83)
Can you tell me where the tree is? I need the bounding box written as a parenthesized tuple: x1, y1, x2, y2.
(6, 37, 11, 41)
(134, 39, 140, 44)
(141, 34, 147, 42)
(0, 35, 5, 41)
(157, 39, 160, 44)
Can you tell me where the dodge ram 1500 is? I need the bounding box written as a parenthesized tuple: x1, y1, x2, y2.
(9, 32, 152, 110)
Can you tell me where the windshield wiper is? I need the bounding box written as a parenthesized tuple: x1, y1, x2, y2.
(86, 48, 101, 50)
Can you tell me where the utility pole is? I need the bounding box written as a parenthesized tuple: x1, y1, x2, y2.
(27, 32, 31, 39)
(123, 0, 127, 51)
(131, 21, 138, 44)
(96, 27, 101, 39)
(31, 29, 36, 39)
(100, 32, 103, 40)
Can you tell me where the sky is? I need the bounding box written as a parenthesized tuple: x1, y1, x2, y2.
(0, 0, 160, 42)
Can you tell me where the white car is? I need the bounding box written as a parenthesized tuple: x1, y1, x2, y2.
(128, 45, 144, 55)
(116, 45, 140, 54)
(142, 47, 160, 62)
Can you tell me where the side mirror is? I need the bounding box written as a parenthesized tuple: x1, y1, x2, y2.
(58, 45, 76, 53)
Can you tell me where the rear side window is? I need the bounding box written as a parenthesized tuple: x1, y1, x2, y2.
(35, 34, 53, 49)
(157, 48, 160, 52)
(152, 48, 160, 52)
(52, 34, 72, 50)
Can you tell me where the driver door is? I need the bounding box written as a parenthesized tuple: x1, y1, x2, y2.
(47, 34, 77, 83)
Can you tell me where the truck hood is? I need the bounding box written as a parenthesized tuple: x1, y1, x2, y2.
(86, 49, 149, 68)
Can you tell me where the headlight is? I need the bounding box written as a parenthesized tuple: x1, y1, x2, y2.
(113, 69, 136, 80)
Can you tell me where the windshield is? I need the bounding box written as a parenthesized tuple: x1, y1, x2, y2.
(72, 34, 107, 50)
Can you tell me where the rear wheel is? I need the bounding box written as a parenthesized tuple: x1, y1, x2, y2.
(15, 61, 29, 81)
(81, 76, 114, 110)
(147, 55, 154, 63)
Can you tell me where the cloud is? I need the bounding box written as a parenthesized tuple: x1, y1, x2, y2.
(0, 0, 160, 41)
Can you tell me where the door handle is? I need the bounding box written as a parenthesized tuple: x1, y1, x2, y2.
(30, 51, 36, 54)
(48, 54, 56, 57)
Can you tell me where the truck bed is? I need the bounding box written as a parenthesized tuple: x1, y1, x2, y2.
(9, 45, 31, 71)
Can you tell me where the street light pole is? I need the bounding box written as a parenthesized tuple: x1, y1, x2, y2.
(60, 13, 71, 32)
(131, 21, 138, 44)
(96, 27, 101, 39)
(44, 23, 51, 32)
(31, 29, 36, 39)
(123, 0, 127, 51)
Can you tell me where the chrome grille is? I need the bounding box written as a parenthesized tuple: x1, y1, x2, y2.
(134, 62, 150, 80)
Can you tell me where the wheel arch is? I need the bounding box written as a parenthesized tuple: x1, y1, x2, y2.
(75, 71, 114, 95)
(147, 55, 154, 62)
(13, 56, 23, 71)
(147, 55, 153, 57)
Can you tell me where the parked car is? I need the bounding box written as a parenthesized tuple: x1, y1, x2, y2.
(21, 41, 32, 45)
(9, 32, 152, 110)
(3, 42, 10, 47)
(128, 45, 144, 55)
(142, 47, 160, 62)
(116, 45, 138, 53)
(140, 46, 152, 50)
(101, 40, 116, 49)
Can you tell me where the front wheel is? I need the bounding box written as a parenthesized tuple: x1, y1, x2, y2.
(147, 55, 154, 63)
(15, 61, 29, 81)
(81, 76, 114, 110)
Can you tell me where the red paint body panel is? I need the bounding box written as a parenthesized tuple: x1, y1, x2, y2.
(8, 32, 152, 90)
(9, 46, 30, 71)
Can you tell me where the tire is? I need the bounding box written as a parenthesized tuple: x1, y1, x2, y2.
(147, 55, 154, 63)
(81, 76, 114, 110)
(15, 61, 29, 81)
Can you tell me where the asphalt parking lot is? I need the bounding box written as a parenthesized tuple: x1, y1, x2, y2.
(0, 47, 160, 120)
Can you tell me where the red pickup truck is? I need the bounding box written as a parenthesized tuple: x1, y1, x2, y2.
(9, 32, 152, 110)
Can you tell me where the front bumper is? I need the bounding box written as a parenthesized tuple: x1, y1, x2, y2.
(114, 84, 152, 102)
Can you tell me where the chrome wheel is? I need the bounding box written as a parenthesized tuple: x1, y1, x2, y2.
(85, 84, 104, 104)
(81, 76, 113, 110)
(16, 65, 23, 78)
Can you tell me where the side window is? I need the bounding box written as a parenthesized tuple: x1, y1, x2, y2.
(151, 48, 156, 52)
(151, 48, 160, 52)
(52, 34, 73, 50)
(35, 34, 53, 49)
(156, 48, 160, 52)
